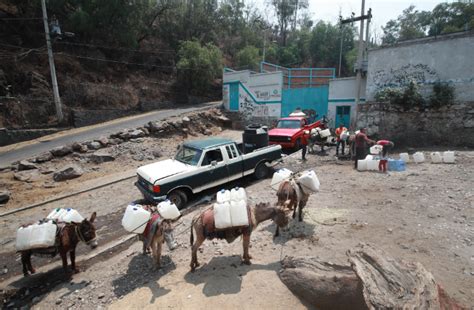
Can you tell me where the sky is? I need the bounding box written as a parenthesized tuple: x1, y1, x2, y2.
(256, 0, 448, 39)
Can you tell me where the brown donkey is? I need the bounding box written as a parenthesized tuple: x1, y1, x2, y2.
(275, 180, 310, 236)
(20, 212, 98, 276)
(189, 202, 288, 272)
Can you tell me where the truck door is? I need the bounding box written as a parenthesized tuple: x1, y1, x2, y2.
(225, 144, 244, 181)
(201, 147, 229, 188)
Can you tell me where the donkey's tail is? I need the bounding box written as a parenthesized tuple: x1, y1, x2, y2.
(190, 218, 195, 246)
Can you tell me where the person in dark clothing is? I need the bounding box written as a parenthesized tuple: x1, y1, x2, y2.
(354, 128, 375, 169)
(301, 129, 310, 161)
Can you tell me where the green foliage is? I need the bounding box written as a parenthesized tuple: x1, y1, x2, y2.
(236, 46, 260, 71)
(176, 41, 223, 94)
(375, 81, 425, 109)
(429, 82, 455, 108)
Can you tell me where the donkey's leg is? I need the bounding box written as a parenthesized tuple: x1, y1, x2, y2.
(21, 251, 30, 276)
(242, 233, 252, 264)
(70, 249, 79, 273)
(190, 234, 205, 272)
(274, 225, 280, 237)
(26, 251, 36, 274)
(60, 250, 69, 274)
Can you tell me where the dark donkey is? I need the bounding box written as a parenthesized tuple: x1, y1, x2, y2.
(275, 180, 310, 236)
(20, 212, 98, 276)
(189, 202, 288, 272)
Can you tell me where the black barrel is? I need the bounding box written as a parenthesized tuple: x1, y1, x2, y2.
(242, 124, 269, 153)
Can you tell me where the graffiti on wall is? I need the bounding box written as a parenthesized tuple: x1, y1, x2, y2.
(372, 64, 438, 90)
(239, 90, 280, 120)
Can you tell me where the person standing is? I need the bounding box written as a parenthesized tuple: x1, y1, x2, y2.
(354, 128, 375, 169)
(335, 124, 348, 156)
(377, 140, 395, 173)
(301, 129, 310, 161)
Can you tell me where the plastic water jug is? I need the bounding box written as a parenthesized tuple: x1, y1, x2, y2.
(340, 131, 349, 141)
(365, 155, 374, 160)
(388, 159, 406, 171)
(357, 160, 367, 171)
(62, 208, 84, 223)
(413, 152, 425, 163)
(297, 170, 320, 193)
(366, 159, 379, 171)
(216, 189, 231, 203)
(158, 200, 181, 220)
(47, 208, 67, 221)
(214, 202, 232, 229)
(443, 151, 455, 163)
(370, 145, 383, 155)
(122, 204, 151, 234)
(399, 153, 410, 162)
(430, 152, 442, 164)
(230, 187, 247, 202)
(319, 129, 331, 138)
(271, 168, 292, 191)
(230, 200, 249, 227)
(16, 220, 57, 251)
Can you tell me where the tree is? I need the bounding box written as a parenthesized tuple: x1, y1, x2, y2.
(176, 41, 223, 94)
(271, 0, 308, 46)
(235, 46, 260, 71)
(429, 2, 474, 35)
(381, 5, 429, 44)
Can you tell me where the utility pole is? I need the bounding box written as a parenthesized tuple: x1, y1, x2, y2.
(41, 0, 63, 123)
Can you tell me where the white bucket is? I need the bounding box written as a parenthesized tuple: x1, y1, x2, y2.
(16, 220, 57, 251)
(370, 145, 383, 155)
(357, 160, 367, 171)
(121, 204, 151, 234)
(443, 151, 455, 163)
(413, 152, 425, 163)
(430, 152, 442, 164)
(214, 202, 232, 229)
(319, 129, 331, 138)
(399, 153, 410, 162)
(158, 200, 181, 220)
(216, 189, 231, 203)
(297, 170, 320, 193)
(230, 187, 247, 202)
(230, 200, 249, 226)
(271, 168, 292, 191)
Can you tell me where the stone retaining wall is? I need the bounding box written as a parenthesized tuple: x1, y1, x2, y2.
(356, 102, 474, 147)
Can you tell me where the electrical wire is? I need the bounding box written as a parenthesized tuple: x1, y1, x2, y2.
(53, 41, 175, 54)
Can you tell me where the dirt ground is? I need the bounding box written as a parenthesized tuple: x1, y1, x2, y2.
(1, 126, 473, 309)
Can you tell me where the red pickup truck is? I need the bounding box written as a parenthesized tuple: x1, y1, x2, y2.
(268, 116, 325, 149)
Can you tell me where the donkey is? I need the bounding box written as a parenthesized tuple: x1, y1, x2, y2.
(20, 212, 98, 276)
(189, 202, 289, 272)
(275, 180, 310, 236)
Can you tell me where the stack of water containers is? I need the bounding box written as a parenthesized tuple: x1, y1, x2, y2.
(214, 187, 249, 229)
(157, 200, 181, 220)
(122, 204, 151, 234)
(297, 170, 320, 194)
(47, 208, 84, 223)
(271, 168, 293, 191)
(16, 219, 57, 251)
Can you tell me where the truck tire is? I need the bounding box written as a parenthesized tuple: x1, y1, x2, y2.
(168, 189, 188, 210)
(254, 162, 270, 180)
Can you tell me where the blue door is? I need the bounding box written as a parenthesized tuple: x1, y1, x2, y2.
(335, 106, 351, 128)
(229, 82, 239, 111)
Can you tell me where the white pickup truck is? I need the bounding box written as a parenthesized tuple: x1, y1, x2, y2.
(135, 137, 282, 209)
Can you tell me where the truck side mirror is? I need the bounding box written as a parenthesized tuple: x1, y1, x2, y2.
(211, 160, 217, 167)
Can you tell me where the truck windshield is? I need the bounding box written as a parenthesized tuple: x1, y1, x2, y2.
(175, 146, 202, 166)
(276, 120, 301, 129)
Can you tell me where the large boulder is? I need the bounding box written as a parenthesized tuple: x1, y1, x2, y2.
(88, 151, 115, 164)
(35, 152, 54, 163)
(0, 190, 11, 204)
(129, 129, 145, 139)
(14, 170, 42, 182)
(96, 137, 109, 146)
(50, 145, 73, 157)
(72, 142, 89, 153)
(53, 165, 84, 182)
(18, 160, 38, 171)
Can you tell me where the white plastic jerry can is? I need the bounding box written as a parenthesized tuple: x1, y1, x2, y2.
(29, 220, 57, 249)
(399, 153, 410, 162)
(430, 152, 442, 164)
(214, 202, 232, 229)
(271, 168, 293, 191)
(62, 208, 84, 223)
(216, 189, 231, 203)
(230, 200, 249, 227)
(121, 204, 151, 234)
(413, 152, 425, 163)
(357, 160, 367, 171)
(443, 151, 455, 163)
(158, 200, 181, 220)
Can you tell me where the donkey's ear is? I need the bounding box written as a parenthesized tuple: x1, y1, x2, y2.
(90, 212, 97, 223)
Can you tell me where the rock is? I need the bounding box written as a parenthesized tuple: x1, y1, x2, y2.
(53, 165, 84, 182)
(88, 141, 102, 150)
(35, 152, 54, 163)
(118, 130, 131, 140)
(43, 182, 57, 188)
(132, 154, 145, 161)
(152, 150, 162, 158)
(129, 129, 145, 139)
(72, 142, 89, 153)
(0, 190, 10, 204)
(18, 160, 38, 171)
(182, 116, 191, 123)
(56, 299, 62, 305)
(98, 293, 105, 299)
(50, 145, 73, 157)
(39, 167, 55, 175)
(14, 170, 41, 182)
(203, 129, 212, 136)
(96, 137, 109, 146)
(89, 151, 115, 164)
(107, 138, 121, 145)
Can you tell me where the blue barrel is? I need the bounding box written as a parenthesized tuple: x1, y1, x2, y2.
(388, 159, 406, 171)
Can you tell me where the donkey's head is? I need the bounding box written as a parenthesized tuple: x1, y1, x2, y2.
(78, 212, 98, 249)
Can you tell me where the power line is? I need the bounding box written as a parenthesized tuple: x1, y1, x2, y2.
(54, 41, 175, 54)
(0, 17, 43, 21)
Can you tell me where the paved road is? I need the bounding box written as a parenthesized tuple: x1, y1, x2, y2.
(0, 103, 219, 165)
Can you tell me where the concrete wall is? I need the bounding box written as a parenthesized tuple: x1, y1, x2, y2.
(366, 32, 474, 101)
(356, 101, 474, 147)
(327, 77, 366, 129)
